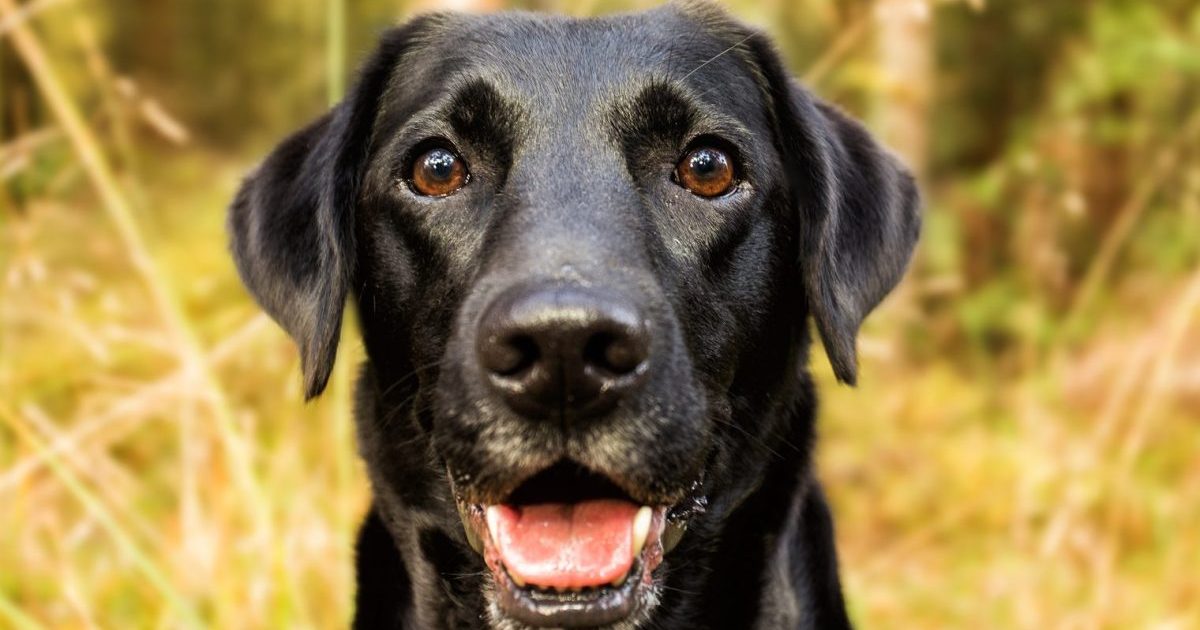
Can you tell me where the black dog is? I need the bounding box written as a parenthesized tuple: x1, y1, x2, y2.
(229, 2, 918, 628)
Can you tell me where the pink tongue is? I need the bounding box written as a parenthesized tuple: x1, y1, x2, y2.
(489, 499, 637, 589)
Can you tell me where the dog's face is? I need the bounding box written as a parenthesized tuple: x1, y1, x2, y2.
(230, 3, 917, 628)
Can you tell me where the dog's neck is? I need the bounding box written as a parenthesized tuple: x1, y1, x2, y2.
(350, 365, 851, 630)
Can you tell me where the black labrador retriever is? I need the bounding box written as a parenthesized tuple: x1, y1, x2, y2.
(229, 2, 918, 628)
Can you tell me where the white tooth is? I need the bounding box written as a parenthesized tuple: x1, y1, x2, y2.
(631, 506, 653, 557)
(508, 570, 526, 587)
(611, 575, 626, 588)
(486, 505, 502, 547)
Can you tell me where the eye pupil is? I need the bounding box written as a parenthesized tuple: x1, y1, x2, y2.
(410, 144, 468, 196)
(425, 149, 456, 180)
(689, 150, 719, 176)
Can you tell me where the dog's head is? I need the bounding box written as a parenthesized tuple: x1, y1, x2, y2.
(230, 3, 917, 627)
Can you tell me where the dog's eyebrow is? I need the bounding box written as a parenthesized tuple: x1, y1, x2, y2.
(445, 79, 523, 163)
(373, 78, 523, 170)
(608, 81, 753, 154)
(609, 82, 697, 147)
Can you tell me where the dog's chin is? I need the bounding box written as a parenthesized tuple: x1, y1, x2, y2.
(482, 556, 662, 630)
(449, 461, 695, 629)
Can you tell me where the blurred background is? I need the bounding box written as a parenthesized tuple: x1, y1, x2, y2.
(2, 0, 1198, 627)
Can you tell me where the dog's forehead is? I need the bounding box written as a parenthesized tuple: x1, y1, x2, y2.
(412, 8, 764, 117)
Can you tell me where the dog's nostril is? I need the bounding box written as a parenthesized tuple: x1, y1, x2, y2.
(499, 336, 542, 376)
(583, 332, 645, 376)
(485, 335, 539, 376)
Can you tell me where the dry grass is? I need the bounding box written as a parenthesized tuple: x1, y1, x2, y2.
(822, 284, 1200, 628)
(1, 179, 367, 629)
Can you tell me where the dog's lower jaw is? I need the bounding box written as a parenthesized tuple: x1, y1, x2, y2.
(353, 462, 852, 629)
(483, 582, 662, 630)
(352, 364, 852, 629)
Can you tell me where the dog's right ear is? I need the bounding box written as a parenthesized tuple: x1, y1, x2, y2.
(228, 22, 427, 400)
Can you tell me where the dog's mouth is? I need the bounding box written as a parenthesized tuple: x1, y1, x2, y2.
(453, 461, 692, 628)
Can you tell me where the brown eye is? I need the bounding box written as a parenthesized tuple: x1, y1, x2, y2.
(410, 146, 468, 196)
(675, 147, 735, 197)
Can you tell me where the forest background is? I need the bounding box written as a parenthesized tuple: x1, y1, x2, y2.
(2, 0, 1198, 628)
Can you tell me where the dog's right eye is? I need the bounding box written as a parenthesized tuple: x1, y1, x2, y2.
(409, 145, 469, 197)
(674, 146, 736, 198)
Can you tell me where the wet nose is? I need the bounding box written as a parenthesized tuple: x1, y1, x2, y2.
(476, 284, 650, 420)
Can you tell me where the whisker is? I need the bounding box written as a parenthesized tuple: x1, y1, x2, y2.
(691, 372, 798, 461)
(712, 415, 787, 461)
(656, 584, 703, 597)
(377, 357, 450, 400)
(442, 570, 489, 581)
(681, 33, 755, 83)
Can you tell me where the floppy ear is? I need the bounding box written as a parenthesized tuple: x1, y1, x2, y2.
(795, 94, 921, 385)
(748, 38, 921, 385)
(228, 25, 418, 399)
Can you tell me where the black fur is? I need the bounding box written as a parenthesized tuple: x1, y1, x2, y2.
(229, 3, 919, 628)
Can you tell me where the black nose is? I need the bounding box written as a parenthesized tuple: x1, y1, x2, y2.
(476, 284, 650, 420)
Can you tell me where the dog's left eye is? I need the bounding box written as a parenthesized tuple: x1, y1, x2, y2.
(409, 145, 469, 197)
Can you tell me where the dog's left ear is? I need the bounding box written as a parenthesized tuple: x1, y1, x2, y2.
(228, 24, 422, 399)
(748, 37, 921, 385)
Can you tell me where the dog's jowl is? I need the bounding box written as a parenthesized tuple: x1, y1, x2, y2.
(228, 3, 919, 628)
